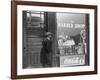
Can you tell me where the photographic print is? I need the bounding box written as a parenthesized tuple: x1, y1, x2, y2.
(11, 1, 97, 79)
(22, 11, 89, 68)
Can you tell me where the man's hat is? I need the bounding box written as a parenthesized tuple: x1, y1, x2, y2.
(45, 32, 53, 36)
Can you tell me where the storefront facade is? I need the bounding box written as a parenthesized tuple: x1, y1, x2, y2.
(22, 11, 89, 68)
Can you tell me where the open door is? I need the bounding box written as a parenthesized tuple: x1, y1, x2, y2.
(44, 12, 58, 67)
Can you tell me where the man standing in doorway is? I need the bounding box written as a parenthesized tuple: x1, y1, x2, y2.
(40, 32, 53, 67)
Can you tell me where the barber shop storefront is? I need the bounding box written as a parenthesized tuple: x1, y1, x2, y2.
(22, 11, 89, 69)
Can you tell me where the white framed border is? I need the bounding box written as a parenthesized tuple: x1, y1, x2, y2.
(17, 5, 95, 75)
